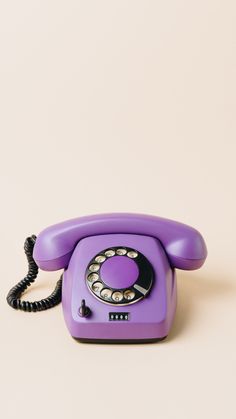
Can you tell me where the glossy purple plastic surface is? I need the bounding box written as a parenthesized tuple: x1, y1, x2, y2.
(33, 213, 207, 271)
(100, 256, 139, 289)
(62, 234, 177, 340)
(33, 213, 207, 341)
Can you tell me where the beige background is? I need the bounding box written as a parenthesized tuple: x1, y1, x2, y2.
(0, 1, 236, 418)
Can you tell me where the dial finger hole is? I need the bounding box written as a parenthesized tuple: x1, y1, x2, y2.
(112, 291, 123, 302)
(89, 263, 100, 272)
(92, 282, 103, 292)
(127, 251, 138, 258)
(100, 288, 112, 299)
(124, 290, 135, 300)
(116, 248, 127, 255)
(105, 249, 115, 257)
(87, 273, 99, 282)
(95, 255, 106, 263)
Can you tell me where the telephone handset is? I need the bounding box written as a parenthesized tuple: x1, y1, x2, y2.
(7, 213, 207, 342)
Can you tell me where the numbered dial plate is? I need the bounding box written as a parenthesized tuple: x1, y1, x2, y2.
(86, 247, 154, 306)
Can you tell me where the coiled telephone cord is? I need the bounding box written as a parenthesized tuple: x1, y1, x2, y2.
(6, 235, 62, 312)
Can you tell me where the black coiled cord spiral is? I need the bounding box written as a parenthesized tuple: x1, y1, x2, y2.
(6, 235, 62, 312)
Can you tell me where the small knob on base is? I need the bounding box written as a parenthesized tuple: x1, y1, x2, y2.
(78, 299, 91, 318)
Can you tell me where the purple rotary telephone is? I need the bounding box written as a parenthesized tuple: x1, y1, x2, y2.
(7, 213, 207, 342)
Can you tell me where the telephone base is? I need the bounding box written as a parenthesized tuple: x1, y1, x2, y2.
(74, 336, 167, 344)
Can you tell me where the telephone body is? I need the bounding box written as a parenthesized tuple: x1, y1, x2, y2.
(8, 213, 207, 342)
